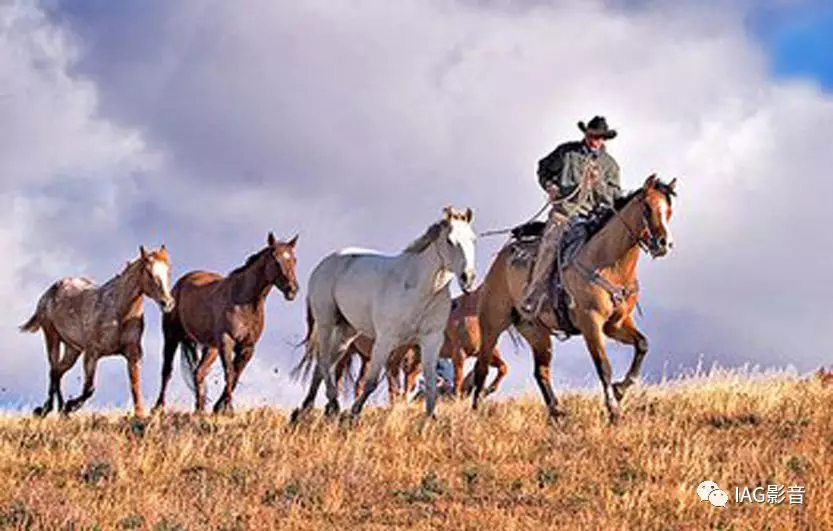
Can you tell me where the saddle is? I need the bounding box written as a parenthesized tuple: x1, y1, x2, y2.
(508, 212, 604, 336)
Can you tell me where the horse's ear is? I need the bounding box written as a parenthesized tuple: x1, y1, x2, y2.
(668, 177, 677, 191)
(465, 207, 473, 223)
(442, 205, 453, 220)
(139, 245, 148, 259)
(644, 173, 658, 189)
(160, 243, 166, 251)
(267, 232, 277, 247)
(288, 233, 298, 247)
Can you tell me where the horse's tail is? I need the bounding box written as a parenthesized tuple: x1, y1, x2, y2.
(178, 339, 200, 394)
(19, 283, 59, 333)
(19, 312, 41, 333)
(290, 299, 318, 382)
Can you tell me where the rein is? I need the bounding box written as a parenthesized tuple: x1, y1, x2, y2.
(478, 183, 586, 238)
(570, 193, 657, 309)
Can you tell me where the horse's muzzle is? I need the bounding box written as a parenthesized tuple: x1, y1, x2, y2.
(460, 269, 476, 293)
(161, 298, 176, 313)
(283, 286, 298, 301)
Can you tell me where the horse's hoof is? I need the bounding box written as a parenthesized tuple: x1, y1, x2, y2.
(324, 400, 340, 418)
(608, 408, 622, 426)
(549, 406, 568, 423)
(612, 382, 628, 402)
(484, 386, 498, 397)
(289, 408, 302, 425)
(213, 402, 233, 416)
(339, 411, 358, 428)
(33, 406, 47, 418)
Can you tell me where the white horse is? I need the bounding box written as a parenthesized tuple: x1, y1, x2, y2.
(290, 206, 477, 421)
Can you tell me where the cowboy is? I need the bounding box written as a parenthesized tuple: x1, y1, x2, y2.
(518, 115, 623, 320)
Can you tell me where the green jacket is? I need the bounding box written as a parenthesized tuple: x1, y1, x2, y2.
(537, 140, 623, 216)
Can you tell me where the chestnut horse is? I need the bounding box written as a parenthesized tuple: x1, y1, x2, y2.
(471, 175, 677, 424)
(20, 246, 175, 417)
(335, 286, 507, 402)
(152, 232, 299, 414)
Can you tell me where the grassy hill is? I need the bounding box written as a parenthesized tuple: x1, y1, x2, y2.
(0, 370, 830, 530)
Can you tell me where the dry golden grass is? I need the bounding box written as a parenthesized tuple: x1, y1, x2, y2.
(0, 369, 831, 530)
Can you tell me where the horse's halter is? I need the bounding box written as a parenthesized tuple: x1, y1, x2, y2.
(612, 192, 667, 257)
(269, 249, 298, 298)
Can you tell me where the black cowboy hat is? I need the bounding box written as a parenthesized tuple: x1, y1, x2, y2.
(578, 115, 617, 139)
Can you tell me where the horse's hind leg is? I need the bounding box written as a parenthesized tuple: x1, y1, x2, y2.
(484, 347, 508, 396)
(34, 327, 62, 417)
(320, 324, 353, 417)
(63, 351, 99, 414)
(52, 345, 81, 413)
(153, 314, 182, 412)
(604, 315, 648, 402)
(515, 322, 565, 420)
(471, 297, 511, 410)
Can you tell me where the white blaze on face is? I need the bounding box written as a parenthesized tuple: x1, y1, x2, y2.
(151, 260, 171, 295)
(448, 219, 476, 277)
(658, 196, 673, 247)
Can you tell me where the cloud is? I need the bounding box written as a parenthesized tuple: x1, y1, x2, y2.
(1, 0, 830, 411)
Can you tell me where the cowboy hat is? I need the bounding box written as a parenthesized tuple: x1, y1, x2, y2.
(578, 115, 617, 139)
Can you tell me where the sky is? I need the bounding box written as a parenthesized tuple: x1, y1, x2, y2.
(0, 0, 831, 413)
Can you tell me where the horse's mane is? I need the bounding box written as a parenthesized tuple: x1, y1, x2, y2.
(592, 179, 676, 230)
(229, 247, 268, 275)
(403, 220, 448, 254)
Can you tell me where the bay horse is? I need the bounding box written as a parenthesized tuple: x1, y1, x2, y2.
(19, 245, 175, 417)
(152, 232, 299, 414)
(334, 286, 507, 402)
(290, 206, 477, 422)
(471, 174, 677, 424)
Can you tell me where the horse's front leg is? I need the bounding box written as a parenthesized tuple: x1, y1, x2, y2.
(604, 314, 648, 402)
(124, 342, 146, 418)
(213, 335, 236, 414)
(194, 345, 218, 413)
(63, 351, 99, 414)
(348, 336, 397, 419)
(418, 331, 445, 418)
(230, 344, 255, 392)
(576, 311, 620, 424)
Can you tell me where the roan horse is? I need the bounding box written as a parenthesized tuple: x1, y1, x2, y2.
(152, 232, 299, 414)
(20, 246, 175, 417)
(334, 286, 507, 402)
(471, 174, 677, 424)
(290, 206, 477, 422)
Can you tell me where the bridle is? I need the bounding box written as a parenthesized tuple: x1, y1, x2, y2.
(609, 191, 667, 257)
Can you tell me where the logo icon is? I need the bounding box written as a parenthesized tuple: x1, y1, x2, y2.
(697, 480, 728, 508)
